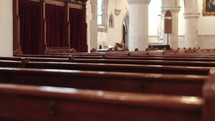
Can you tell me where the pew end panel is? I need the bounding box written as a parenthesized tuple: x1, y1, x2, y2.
(203, 69, 215, 121)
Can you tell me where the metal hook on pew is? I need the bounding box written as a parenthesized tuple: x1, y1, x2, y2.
(21, 57, 29, 67)
(139, 81, 144, 92)
(48, 100, 58, 116)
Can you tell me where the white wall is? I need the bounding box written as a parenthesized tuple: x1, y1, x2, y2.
(1, 0, 215, 55)
(178, 0, 185, 47)
(148, 0, 161, 36)
(148, 0, 162, 44)
(178, 0, 185, 36)
(198, 0, 215, 35)
(197, 0, 215, 48)
(97, 0, 128, 48)
(0, 0, 13, 56)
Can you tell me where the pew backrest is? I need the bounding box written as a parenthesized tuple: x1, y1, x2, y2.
(0, 67, 208, 96)
(0, 83, 204, 121)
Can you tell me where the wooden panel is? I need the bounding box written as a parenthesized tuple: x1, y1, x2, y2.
(13, 0, 86, 54)
(68, 3, 83, 9)
(164, 10, 172, 34)
(165, 19, 172, 34)
(44, 0, 65, 7)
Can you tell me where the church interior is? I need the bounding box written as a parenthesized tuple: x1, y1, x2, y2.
(0, 0, 215, 121)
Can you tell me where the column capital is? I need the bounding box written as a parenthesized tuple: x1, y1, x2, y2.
(184, 13, 200, 19)
(161, 6, 181, 13)
(127, 0, 151, 5)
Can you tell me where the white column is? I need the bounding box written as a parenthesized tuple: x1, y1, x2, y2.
(89, 0, 98, 51)
(127, 0, 151, 51)
(184, 13, 199, 48)
(170, 9, 180, 49)
(184, 0, 200, 48)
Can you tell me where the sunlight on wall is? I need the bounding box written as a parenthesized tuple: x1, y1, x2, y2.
(148, 0, 161, 36)
(97, 0, 128, 48)
(178, 0, 185, 36)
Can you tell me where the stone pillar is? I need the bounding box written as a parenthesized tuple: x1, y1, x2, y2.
(170, 9, 180, 49)
(127, 0, 151, 51)
(89, 0, 98, 51)
(184, 0, 200, 48)
(162, 0, 180, 49)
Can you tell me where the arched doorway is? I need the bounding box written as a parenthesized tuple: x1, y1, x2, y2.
(164, 10, 172, 46)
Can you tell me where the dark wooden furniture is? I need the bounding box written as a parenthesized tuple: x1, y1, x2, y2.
(0, 75, 214, 121)
(1, 51, 215, 120)
(13, 0, 87, 55)
(0, 67, 207, 96)
(71, 58, 215, 67)
(148, 44, 171, 50)
(0, 59, 211, 75)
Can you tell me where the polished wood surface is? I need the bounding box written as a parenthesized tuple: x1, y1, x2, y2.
(25, 61, 211, 75)
(0, 59, 211, 75)
(203, 69, 215, 121)
(1, 50, 215, 121)
(0, 67, 207, 96)
(71, 58, 215, 67)
(0, 83, 203, 121)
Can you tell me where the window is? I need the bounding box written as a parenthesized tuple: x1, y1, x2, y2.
(97, 0, 108, 32)
(97, 0, 103, 26)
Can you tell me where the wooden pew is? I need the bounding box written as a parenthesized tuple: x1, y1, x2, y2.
(1, 56, 215, 76)
(14, 49, 215, 60)
(15, 52, 105, 59)
(203, 70, 215, 121)
(0, 60, 23, 67)
(0, 56, 70, 62)
(70, 51, 215, 61)
(0, 83, 204, 121)
(70, 50, 215, 59)
(24, 61, 211, 75)
(0, 76, 215, 121)
(0, 59, 210, 75)
(70, 58, 215, 67)
(3, 55, 215, 68)
(13, 56, 215, 67)
(104, 55, 215, 61)
(0, 67, 208, 96)
(7, 54, 215, 67)
(13, 51, 215, 60)
(0, 52, 215, 121)
(129, 49, 215, 56)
